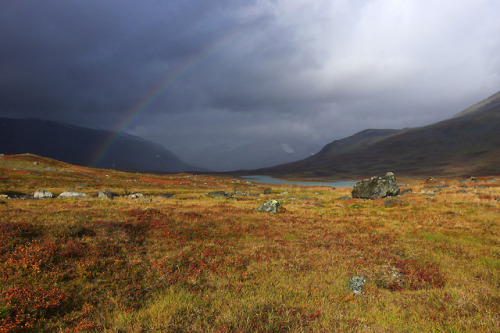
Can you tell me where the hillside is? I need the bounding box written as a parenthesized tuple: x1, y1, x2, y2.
(256, 91, 500, 179)
(0, 118, 199, 172)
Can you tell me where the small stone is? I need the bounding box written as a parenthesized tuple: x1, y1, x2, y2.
(384, 199, 403, 207)
(339, 196, 351, 200)
(400, 189, 413, 195)
(347, 276, 366, 294)
(128, 193, 144, 199)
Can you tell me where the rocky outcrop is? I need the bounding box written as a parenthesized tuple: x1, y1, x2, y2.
(33, 190, 54, 199)
(98, 190, 117, 199)
(352, 172, 400, 199)
(257, 200, 282, 214)
(58, 191, 87, 198)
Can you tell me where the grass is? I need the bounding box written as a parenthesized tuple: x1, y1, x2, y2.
(0, 154, 499, 332)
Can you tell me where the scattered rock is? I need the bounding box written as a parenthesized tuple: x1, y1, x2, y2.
(140, 198, 153, 203)
(98, 190, 117, 199)
(33, 190, 54, 199)
(457, 190, 468, 194)
(128, 193, 144, 199)
(45, 167, 57, 171)
(347, 276, 366, 294)
(58, 191, 87, 198)
(400, 189, 413, 195)
(339, 195, 351, 200)
(257, 200, 282, 214)
(78, 184, 90, 187)
(474, 185, 486, 189)
(158, 194, 174, 199)
(263, 188, 272, 194)
(384, 199, 403, 207)
(232, 190, 253, 197)
(425, 177, 437, 184)
(352, 172, 400, 199)
(0, 154, 4, 157)
(208, 191, 231, 198)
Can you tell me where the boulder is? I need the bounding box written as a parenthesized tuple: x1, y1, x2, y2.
(98, 190, 117, 199)
(33, 190, 54, 199)
(58, 191, 87, 198)
(257, 199, 282, 214)
(352, 172, 400, 199)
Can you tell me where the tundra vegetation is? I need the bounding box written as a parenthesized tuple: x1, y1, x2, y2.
(0, 154, 499, 332)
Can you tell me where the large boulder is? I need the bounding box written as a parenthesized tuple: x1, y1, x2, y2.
(352, 172, 400, 199)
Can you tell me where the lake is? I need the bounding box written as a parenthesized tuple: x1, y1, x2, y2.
(241, 175, 357, 188)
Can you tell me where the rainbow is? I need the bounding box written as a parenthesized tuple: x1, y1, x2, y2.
(90, 28, 246, 167)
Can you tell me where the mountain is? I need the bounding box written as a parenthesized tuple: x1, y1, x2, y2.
(0, 118, 199, 172)
(255, 91, 500, 178)
(184, 139, 322, 171)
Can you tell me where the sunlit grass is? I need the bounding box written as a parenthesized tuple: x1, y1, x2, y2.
(0, 155, 499, 331)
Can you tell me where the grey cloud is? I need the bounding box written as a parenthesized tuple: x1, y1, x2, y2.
(1, 0, 499, 170)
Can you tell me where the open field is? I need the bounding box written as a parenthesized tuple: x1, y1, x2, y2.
(1, 154, 499, 332)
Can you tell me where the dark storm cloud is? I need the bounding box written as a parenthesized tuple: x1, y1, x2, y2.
(1, 0, 499, 168)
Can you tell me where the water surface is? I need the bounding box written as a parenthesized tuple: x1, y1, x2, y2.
(241, 175, 357, 188)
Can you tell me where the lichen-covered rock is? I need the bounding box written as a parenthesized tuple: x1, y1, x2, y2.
(98, 190, 117, 199)
(208, 191, 231, 198)
(58, 191, 87, 198)
(257, 199, 282, 214)
(33, 190, 54, 199)
(347, 276, 366, 294)
(352, 172, 400, 199)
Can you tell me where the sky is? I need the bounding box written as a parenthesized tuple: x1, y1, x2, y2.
(1, 0, 499, 169)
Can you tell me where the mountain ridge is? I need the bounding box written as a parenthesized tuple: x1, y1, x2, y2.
(253, 91, 500, 178)
(0, 117, 201, 172)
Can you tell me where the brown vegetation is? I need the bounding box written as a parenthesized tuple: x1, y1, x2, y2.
(0, 154, 499, 332)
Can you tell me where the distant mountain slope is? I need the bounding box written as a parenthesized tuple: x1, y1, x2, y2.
(257, 91, 500, 178)
(187, 139, 321, 171)
(0, 118, 199, 172)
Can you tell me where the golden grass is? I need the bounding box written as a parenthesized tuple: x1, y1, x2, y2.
(0, 155, 498, 332)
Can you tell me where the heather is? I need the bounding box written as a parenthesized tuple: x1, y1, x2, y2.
(0, 155, 498, 332)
